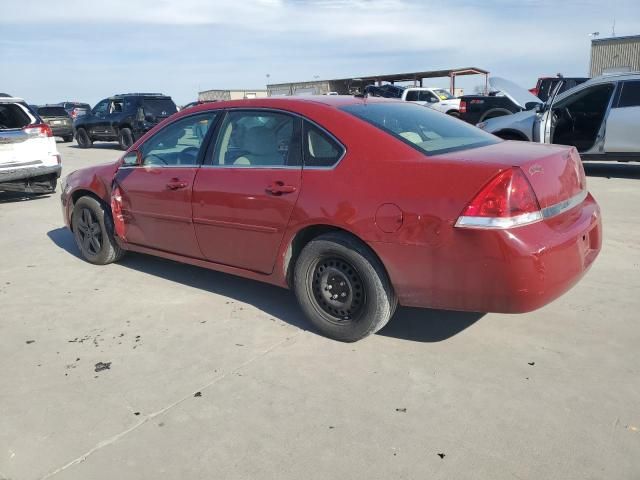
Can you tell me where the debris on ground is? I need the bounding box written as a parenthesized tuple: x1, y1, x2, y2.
(94, 362, 111, 372)
(25, 340, 35, 344)
(437, 453, 446, 459)
(395, 408, 407, 413)
(194, 391, 202, 397)
(528, 362, 535, 366)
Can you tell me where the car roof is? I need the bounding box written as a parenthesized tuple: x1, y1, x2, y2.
(0, 96, 25, 103)
(185, 95, 396, 111)
(583, 72, 640, 85)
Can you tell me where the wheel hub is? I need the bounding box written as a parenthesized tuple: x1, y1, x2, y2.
(312, 258, 364, 322)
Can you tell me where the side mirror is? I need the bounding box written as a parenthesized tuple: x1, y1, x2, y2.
(121, 150, 141, 167)
(429, 97, 439, 103)
(525, 102, 542, 112)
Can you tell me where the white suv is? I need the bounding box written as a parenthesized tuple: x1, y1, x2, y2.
(401, 88, 461, 117)
(0, 96, 61, 193)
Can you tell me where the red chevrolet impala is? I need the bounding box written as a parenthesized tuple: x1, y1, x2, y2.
(60, 96, 601, 341)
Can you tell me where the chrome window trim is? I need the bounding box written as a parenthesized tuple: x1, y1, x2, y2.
(201, 107, 347, 170)
(455, 189, 588, 229)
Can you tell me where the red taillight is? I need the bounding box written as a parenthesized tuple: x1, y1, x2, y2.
(529, 88, 539, 97)
(459, 100, 467, 114)
(456, 167, 542, 229)
(23, 123, 53, 138)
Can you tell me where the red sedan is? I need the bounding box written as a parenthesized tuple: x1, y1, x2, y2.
(61, 96, 601, 341)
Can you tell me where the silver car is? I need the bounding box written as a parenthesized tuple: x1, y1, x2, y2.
(478, 73, 640, 162)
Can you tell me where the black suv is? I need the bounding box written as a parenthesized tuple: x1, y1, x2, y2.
(74, 93, 177, 150)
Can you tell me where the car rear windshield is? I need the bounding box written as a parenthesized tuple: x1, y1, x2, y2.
(341, 102, 499, 155)
(37, 107, 69, 117)
(142, 98, 177, 116)
(0, 103, 32, 129)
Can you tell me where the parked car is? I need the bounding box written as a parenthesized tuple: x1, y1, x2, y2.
(61, 97, 601, 342)
(58, 101, 91, 120)
(401, 87, 461, 116)
(0, 96, 61, 194)
(73, 93, 177, 150)
(364, 84, 405, 98)
(478, 73, 640, 161)
(530, 76, 589, 102)
(31, 105, 74, 142)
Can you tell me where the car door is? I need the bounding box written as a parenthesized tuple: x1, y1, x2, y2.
(112, 112, 218, 257)
(604, 80, 640, 154)
(191, 109, 303, 274)
(87, 99, 109, 138)
(541, 82, 615, 152)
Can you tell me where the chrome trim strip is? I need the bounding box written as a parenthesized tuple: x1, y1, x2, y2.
(541, 189, 588, 219)
(455, 189, 588, 230)
(455, 211, 543, 229)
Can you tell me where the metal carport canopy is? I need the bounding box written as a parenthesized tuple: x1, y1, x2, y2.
(344, 67, 489, 93)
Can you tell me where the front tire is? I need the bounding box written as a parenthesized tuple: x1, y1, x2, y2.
(118, 128, 134, 150)
(72, 196, 125, 265)
(293, 232, 397, 342)
(76, 128, 92, 148)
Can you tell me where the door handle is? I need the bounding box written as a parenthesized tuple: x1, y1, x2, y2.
(166, 179, 188, 190)
(266, 181, 297, 195)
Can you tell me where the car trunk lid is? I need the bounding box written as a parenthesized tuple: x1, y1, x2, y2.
(437, 140, 585, 210)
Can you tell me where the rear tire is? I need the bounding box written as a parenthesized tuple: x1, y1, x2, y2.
(293, 232, 397, 342)
(118, 128, 134, 150)
(63, 135, 73, 143)
(72, 196, 125, 265)
(76, 128, 92, 148)
(447, 110, 460, 118)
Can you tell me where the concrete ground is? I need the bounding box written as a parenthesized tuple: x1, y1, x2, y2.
(1, 142, 639, 480)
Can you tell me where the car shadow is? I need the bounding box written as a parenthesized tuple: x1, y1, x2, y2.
(47, 226, 482, 343)
(584, 162, 640, 180)
(67, 143, 121, 150)
(0, 192, 52, 204)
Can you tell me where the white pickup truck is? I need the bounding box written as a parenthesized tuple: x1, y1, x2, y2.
(0, 96, 61, 194)
(401, 87, 461, 117)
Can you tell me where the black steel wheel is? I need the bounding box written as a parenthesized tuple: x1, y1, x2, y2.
(294, 232, 397, 342)
(311, 257, 365, 324)
(71, 196, 125, 265)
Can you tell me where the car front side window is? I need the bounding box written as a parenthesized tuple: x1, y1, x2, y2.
(92, 100, 108, 116)
(140, 113, 217, 167)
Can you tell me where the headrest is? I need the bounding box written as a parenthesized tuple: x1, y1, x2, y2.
(244, 126, 277, 155)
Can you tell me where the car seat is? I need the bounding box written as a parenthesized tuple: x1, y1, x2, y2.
(234, 126, 283, 166)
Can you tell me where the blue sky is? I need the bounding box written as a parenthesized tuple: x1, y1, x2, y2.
(1, 0, 639, 106)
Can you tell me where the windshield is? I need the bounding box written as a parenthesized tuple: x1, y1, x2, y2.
(142, 98, 177, 116)
(37, 106, 69, 117)
(341, 102, 499, 155)
(433, 89, 454, 100)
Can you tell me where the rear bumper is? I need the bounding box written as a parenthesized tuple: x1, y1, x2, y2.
(373, 193, 602, 313)
(0, 164, 62, 192)
(50, 126, 73, 136)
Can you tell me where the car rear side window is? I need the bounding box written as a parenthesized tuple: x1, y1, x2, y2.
(618, 81, 640, 108)
(304, 122, 344, 168)
(0, 104, 32, 129)
(211, 111, 302, 167)
(341, 102, 499, 155)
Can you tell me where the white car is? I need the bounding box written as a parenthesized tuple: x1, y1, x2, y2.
(401, 87, 461, 117)
(478, 73, 640, 162)
(0, 96, 61, 193)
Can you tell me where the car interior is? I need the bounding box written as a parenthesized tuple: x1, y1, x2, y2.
(141, 113, 215, 166)
(551, 83, 615, 152)
(214, 113, 294, 167)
